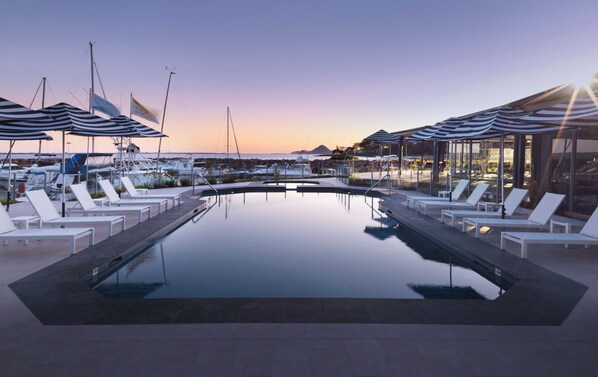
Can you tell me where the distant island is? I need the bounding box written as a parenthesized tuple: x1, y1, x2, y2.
(291, 145, 332, 155)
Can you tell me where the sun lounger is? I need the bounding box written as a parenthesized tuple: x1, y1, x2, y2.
(462, 192, 565, 238)
(0, 204, 93, 255)
(120, 176, 181, 207)
(441, 188, 528, 227)
(417, 183, 489, 215)
(98, 179, 168, 214)
(405, 179, 469, 209)
(26, 189, 125, 237)
(69, 183, 151, 224)
(501, 206, 598, 258)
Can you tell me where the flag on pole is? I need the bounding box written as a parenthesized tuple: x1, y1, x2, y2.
(92, 93, 120, 118)
(130, 96, 159, 123)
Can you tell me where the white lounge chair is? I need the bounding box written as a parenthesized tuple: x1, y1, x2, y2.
(406, 179, 469, 209)
(501, 206, 598, 258)
(120, 176, 181, 207)
(69, 183, 151, 224)
(98, 179, 168, 214)
(441, 188, 528, 227)
(462, 192, 565, 238)
(26, 189, 125, 237)
(0, 204, 93, 255)
(417, 183, 489, 215)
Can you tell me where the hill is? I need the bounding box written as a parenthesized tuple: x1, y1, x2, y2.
(291, 145, 332, 155)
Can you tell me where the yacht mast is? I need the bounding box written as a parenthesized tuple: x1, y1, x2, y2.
(156, 68, 175, 169)
(227, 106, 230, 160)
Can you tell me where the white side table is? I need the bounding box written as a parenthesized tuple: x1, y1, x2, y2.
(550, 218, 586, 248)
(437, 190, 451, 198)
(9, 216, 41, 245)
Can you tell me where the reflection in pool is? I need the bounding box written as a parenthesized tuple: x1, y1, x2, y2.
(93, 191, 507, 300)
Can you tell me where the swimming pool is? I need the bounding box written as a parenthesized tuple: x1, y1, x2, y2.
(92, 191, 507, 300)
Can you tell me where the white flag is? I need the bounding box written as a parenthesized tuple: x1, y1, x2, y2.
(130, 96, 159, 123)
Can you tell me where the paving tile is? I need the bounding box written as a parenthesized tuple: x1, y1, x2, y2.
(422, 349, 475, 377)
(387, 362, 434, 377)
(195, 348, 235, 377)
(305, 323, 371, 339)
(310, 348, 352, 377)
(485, 340, 590, 376)
(343, 339, 391, 376)
(368, 324, 437, 339)
(272, 361, 311, 377)
(234, 323, 305, 338)
(377, 339, 425, 362)
(231, 339, 274, 377)
(272, 339, 310, 363)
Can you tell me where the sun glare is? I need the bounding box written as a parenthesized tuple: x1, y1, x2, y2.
(569, 68, 598, 88)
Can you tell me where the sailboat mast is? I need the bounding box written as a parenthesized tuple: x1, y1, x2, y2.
(227, 106, 230, 160)
(156, 69, 175, 168)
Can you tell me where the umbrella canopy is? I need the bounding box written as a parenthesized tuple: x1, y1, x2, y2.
(0, 102, 123, 132)
(363, 129, 400, 144)
(409, 81, 598, 141)
(0, 130, 52, 141)
(0, 97, 53, 122)
(69, 115, 166, 138)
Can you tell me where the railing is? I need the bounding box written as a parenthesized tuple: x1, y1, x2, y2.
(364, 173, 391, 199)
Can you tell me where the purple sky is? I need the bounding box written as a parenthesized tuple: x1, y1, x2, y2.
(3, 0, 598, 153)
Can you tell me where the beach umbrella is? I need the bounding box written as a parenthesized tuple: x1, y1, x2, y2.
(0, 97, 53, 122)
(70, 115, 167, 175)
(0, 103, 124, 215)
(363, 129, 400, 144)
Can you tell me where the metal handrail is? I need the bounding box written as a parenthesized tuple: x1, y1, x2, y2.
(192, 172, 218, 196)
(364, 173, 391, 199)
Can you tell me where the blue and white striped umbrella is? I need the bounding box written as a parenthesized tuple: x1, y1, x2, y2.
(69, 115, 166, 138)
(0, 97, 53, 122)
(363, 129, 400, 144)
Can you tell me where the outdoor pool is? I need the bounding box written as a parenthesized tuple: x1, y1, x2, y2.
(92, 191, 507, 300)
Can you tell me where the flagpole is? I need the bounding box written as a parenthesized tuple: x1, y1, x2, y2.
(89, 41, 95, 153)
(156, 69, 175, 171)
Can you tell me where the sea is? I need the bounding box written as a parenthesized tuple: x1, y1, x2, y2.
(8, 152, 330, 161)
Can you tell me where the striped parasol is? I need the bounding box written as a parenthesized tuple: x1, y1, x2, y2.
(0, 97, 53, 122)
(69, 115, 167, 138)
(0, 103, 126, 216)
(363, 129, 400, 144)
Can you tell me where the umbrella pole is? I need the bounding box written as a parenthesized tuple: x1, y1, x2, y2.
(500, 134, 505, 218)
(62, 131, 66, 217)
(6, 141, 15, 211)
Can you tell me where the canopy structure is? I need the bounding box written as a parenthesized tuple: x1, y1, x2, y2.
(0, 102, 125, 215)
(0, 97, 53, 122)
(69, 115, 166, 138)
(363, 129, 400, 144)
(69, 115, 167, 175)
(408, 81, 598, 141)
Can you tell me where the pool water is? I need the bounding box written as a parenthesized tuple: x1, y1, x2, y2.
(93, 191, 506, 300)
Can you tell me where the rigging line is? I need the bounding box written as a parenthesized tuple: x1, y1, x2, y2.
(68, 90, 87, 109)
(228, 110, 242, 160)
(94, 62, 108, 99)
(29, 78, 44, 108)
(68, 48, 89, 96)
(46, 82, 59, 104)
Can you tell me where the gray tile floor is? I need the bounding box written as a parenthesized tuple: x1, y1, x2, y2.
(1, 181, 598, 376)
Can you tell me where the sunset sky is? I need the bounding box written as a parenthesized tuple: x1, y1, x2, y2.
(3, 0, 598, 154)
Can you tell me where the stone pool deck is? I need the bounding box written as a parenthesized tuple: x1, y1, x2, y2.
(2, 179, 598, 376)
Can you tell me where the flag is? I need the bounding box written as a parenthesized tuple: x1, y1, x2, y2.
(92, 93, 120, 118)
(130, 96, 159, 123)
